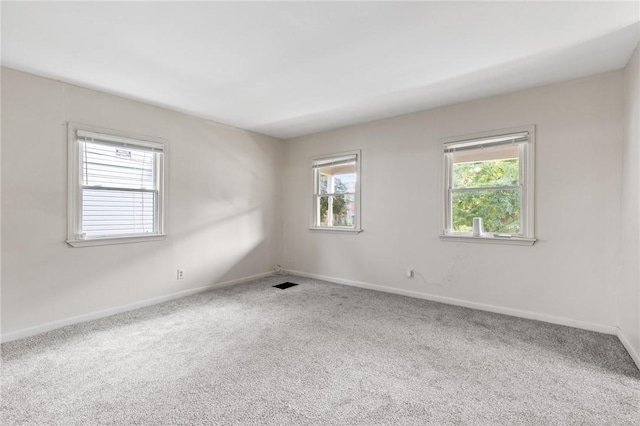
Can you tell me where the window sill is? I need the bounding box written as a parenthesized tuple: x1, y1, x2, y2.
(439, 234, 535, 246)
(309, 227, 363, 234)
(66, 234, 167, 248)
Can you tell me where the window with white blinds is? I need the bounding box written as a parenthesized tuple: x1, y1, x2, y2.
(67, 124, 166, 246)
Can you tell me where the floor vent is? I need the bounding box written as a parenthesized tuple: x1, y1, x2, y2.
(273, 282, 299, 290)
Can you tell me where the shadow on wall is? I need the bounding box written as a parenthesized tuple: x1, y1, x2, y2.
(5, 128, 277, 334)
(165, 122, 279, 284)
(169, 204, 267, 286)
(30, 205, 266, 321)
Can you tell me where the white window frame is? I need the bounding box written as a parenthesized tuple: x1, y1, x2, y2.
(310, 150, 362, 233)
(66, 122, 168, 247)
(440, 125, 535, 246)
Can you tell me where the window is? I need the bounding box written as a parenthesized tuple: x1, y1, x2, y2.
(67, 123, 166, 247)
(442, 126, 535, 245)
(311, 151, 361, 232)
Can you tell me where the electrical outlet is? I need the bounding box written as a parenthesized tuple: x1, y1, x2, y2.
(177, 269, 184, 280)
(407, 268, 414, 279)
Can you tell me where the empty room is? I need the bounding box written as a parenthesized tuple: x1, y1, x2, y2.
(2, 1, 640, 424)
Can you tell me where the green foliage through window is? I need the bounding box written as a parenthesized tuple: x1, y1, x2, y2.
(453, 159, 519, 188)
(452, 159, 520, 234)
(319, 178, 352, 226)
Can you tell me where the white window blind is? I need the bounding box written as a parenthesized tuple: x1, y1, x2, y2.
(312, 154, 357, 168)
(74, 129, 165, 240)
(443, 131, 529, 153)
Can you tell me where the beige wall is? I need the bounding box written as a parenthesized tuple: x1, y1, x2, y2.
(283, 71, 625, 331)
(619, 43, 640, 362)
(2, 59, 638, 358)
(1, 68, 283, 336)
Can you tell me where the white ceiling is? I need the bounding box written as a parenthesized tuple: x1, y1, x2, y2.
(2, 1, 639, 139)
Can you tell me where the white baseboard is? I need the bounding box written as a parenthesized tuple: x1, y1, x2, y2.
(616, 327, 640, 371)
(287, 269, 617, 335)
(7, 268, 637, 371)
(1, 271, 274, 343)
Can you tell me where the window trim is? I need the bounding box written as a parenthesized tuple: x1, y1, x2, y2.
(309, 150, 362, 233)
(66, 122, 168, 247)
(441, 125, 535, 245)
